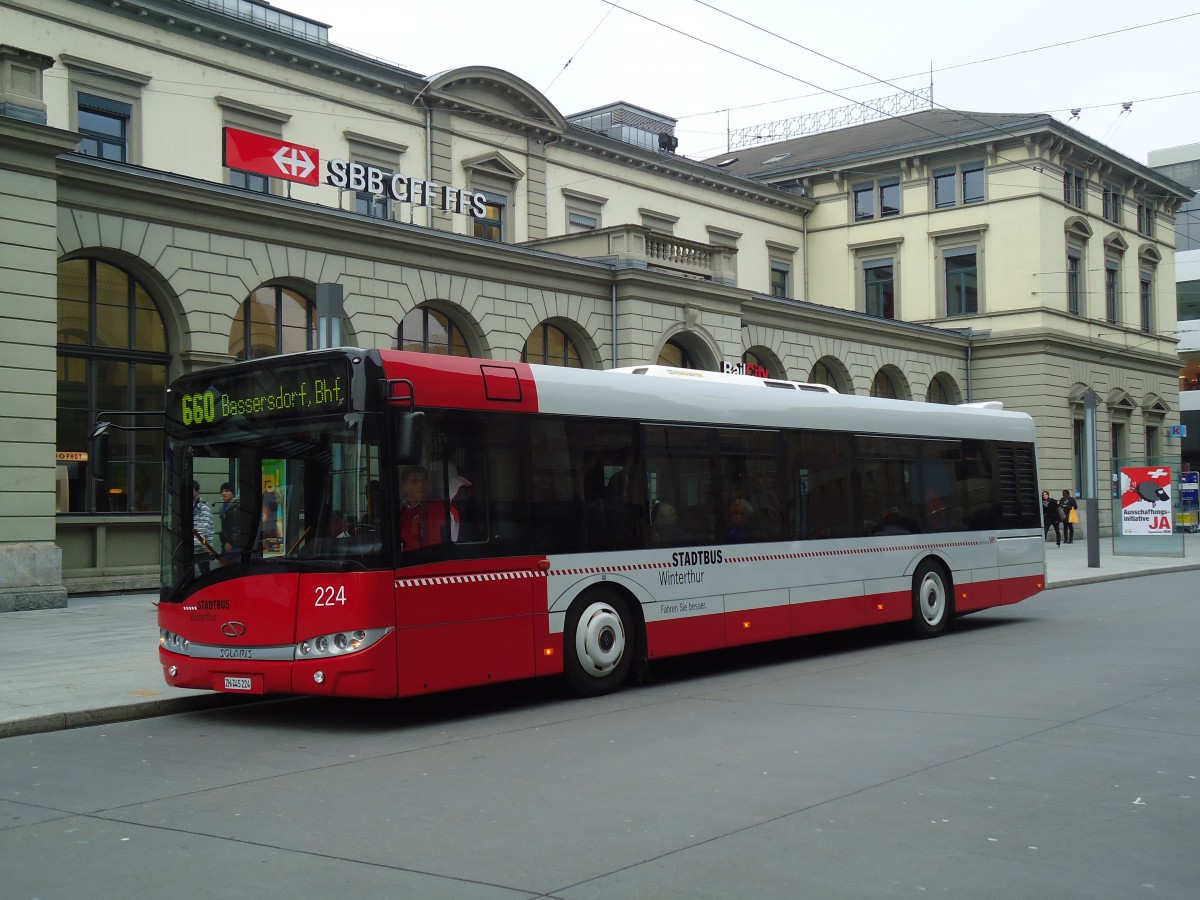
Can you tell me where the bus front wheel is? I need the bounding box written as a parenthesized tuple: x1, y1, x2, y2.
(910, 559, 952, 639)
(564, 592, 634, 696)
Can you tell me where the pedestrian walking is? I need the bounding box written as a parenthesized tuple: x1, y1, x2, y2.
(1042, 489, 1061, 547)
(1059, 489, 1079, 544)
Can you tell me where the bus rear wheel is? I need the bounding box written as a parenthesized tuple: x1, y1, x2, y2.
(910, 559, 952, 639)
(564, 592, 634, 696)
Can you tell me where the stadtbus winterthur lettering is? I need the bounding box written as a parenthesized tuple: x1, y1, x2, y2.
(179, 376, 344, 427)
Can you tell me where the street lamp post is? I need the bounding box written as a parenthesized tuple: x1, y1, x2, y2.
(1083, 388, 1100, 568)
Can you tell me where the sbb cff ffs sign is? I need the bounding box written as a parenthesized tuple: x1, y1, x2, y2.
(222, 127, 320, 186)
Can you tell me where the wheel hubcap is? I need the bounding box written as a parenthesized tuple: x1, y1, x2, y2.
(919, 574, 945, 625)
(575, 603, 625, 678)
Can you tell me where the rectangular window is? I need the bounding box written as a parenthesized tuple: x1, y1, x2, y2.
(1137, 199, 1155, 238)
(864, 259, 895, 319)
(1145, 425, 1159, 461)
(1103, 183, 1123, 224)
(1140, 273, 1153, 332)
(1064, 166, 1086, 209)
(769, 262, 790, 299)
(564, 191, 605, 234)
(961, 163, 985, 203)
(530, 417, 641, 553)
(355, 167, 392, 219)
(852, 176, 902, 221)
(853, 183, 874, 221)
(567, 212, 598, 233)
(934, 162, 984, 208)
(945, 249, 978, 316)
(77, 93, 130, 162)
(644, 427, 718, 546)
(933, 167, 956, 208)
(1067, 252, 1082, 316)
(230, 169, 270, 194)
(1105, 263, 1120, 325)
(473, 192, 505, 241)
(878, 178, 900, 217)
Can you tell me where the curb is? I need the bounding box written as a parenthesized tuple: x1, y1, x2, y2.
(0, 693, 254, 740)
(1046, 561, 1200, 591)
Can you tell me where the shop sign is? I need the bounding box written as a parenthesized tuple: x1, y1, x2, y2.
(722, 360, 769, 378)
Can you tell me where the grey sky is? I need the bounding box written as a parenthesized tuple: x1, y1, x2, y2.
(279, 0, 1200, 165)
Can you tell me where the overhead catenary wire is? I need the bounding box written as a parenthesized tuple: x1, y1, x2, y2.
(670, 9, 1200, 121)
(592, 2, 1196, 208)
(609, 0, 1194, 192)
(543, 1, 623, 95)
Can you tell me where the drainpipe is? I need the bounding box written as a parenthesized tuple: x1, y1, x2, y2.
(802, 210, 809, 302)
(611, 282, 618, 369)
(420, 96, 433, 228)
(966, 334, 973, 402)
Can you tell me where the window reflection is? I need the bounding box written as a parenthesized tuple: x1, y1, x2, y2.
(657, 338, 698, 369)
(398, 307, 472, 356)
(229, 285, 315, 360)
(523, 322, 583, 367)
(55, 258, 168, 513)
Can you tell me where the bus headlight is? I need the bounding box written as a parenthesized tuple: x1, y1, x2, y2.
(293, 626, 392, 660)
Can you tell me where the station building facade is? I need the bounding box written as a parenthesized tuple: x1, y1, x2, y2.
(0, 0, 1192, 607)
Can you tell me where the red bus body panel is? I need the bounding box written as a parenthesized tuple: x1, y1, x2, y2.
(161, 571, 399, 698)
(378, 353, 539, 414)
(392, 557, 542, 695)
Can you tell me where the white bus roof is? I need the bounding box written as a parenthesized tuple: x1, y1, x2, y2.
(530, 364, 1033, 444)
(610, 365, 837, 393)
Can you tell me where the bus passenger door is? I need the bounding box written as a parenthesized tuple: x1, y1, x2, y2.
(391, 419, 536, 695)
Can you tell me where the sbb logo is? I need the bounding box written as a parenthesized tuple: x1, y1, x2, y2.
(181, 392, 216, 426)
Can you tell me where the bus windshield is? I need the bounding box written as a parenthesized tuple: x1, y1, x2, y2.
(162, 412, 384, 598)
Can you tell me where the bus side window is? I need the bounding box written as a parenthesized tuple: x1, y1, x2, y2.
(786, 431, 858, 539)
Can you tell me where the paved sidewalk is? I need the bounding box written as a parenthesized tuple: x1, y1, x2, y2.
(1, 534, 1196, 739)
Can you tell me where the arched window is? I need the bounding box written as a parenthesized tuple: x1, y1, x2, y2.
(523, 321, 583, 367)
(871, 369, 899, 399)
(809, 357, 852, 393)
(57, 258, 168, 513)
(228, 285, 315, 360)
(398, 307, 472, 356)
(926, 375, 954, 404)
(742, 349, 772, 378)
(658, 338, 699, 369)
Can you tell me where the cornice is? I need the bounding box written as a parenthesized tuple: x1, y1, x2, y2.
(66, 0, 428, 101)
(52, 153, 621, 292)
(561, 130, 813, 213)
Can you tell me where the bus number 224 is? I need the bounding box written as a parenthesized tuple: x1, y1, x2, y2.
(314, 586, 347, 606)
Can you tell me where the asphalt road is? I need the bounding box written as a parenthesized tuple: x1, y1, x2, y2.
(2, 571, 1198, 899)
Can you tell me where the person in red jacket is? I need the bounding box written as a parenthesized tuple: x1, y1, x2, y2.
(399, 464, 458, 550)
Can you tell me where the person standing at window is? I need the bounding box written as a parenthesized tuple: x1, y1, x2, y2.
(218, 482, 242, 564)
(192, 481, 215, 575)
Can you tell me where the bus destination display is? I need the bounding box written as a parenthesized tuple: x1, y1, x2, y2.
(174, 362, 350, 430)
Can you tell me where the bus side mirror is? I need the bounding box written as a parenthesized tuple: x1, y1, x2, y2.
(88, 422, 111, 483)
(393, 411, 425, 464)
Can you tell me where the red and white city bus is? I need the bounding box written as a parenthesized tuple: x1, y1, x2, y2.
(158, 348, 1045, 699)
